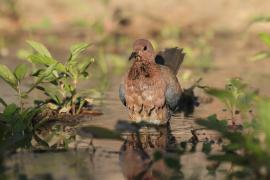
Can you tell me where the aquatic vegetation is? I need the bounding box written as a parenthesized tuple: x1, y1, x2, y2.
(25, 40, 95, 115)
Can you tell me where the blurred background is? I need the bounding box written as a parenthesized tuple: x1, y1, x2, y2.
(1, 0, 270, 97)
(1, 0, 270, 179)
(1, 0, 270, 92)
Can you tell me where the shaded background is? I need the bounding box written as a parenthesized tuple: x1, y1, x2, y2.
(1, 0, 270, 179)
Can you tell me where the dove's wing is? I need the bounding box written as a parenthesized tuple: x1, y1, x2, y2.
(156, 48, 185, 75)
(160, 66, 182, 111)
(119, 78, 126, 106)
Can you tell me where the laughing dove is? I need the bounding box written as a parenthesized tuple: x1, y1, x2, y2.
(119, 39, 185, 124)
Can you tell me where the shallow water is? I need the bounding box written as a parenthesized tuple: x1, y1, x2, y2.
(2, 31, 267, 179)
(2, 74, 226, 180)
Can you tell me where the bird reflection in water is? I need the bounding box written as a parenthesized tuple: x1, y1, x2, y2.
(119, 123, 183, 180)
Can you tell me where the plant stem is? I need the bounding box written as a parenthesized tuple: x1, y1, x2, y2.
(17, 81, 23, 111)
(71, 79, 77, 115)
(60, 81, 66, 99)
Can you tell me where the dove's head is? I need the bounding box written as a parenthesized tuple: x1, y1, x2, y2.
(129, 39, 155, 61)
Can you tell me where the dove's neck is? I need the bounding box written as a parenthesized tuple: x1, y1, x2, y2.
(128, 59, 158, 80)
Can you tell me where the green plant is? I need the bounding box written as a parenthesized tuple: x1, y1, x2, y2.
(197, 98, 270, 179)
(249, 15, 270, 25)
(0, 60, 58, 152)
(24, 40, 95, 115)
(0, 40, 96, 152)
(0, 103, 41, 153)
(199, 78, 257, 125)
(251, 32, 270, 61)
(0, 63, 56, 110)
(195, 77, 270, 179)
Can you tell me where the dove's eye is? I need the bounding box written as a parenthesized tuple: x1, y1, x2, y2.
(143, 46, 147, 51)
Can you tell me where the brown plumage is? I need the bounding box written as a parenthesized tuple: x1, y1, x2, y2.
(119, 39, 185, 124)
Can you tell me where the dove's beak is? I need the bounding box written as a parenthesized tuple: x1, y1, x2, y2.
(129, 51, 138, 60)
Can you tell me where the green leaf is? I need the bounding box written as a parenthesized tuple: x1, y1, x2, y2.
(196, 114, 227, 133)
(3, 104, 18, 119)
(28, 54, 65, 72)
(37, 64, 58, 82)
(259, 32, 270, 47)
(202, 142, 212, 154)
(28, 54, 56, 65)
(44, 89, 62, 105)
(67, 65, 79, 79)
(250, 51, 270, 61)
(27, 40, 52, 57)
(0, 64, 17, 89)
(27, 64, 58, 93)
(68, 43, 90, 62)
(203, 86, 234, 105)
(78, 58, 94, 73)
(21, 108, 40, 122)
(76, 99, 85, 114)
(164, 156, 181, 170)
(14, 64, 28, 81)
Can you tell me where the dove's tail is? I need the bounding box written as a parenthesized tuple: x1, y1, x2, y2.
(155, 47, 185, 74)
